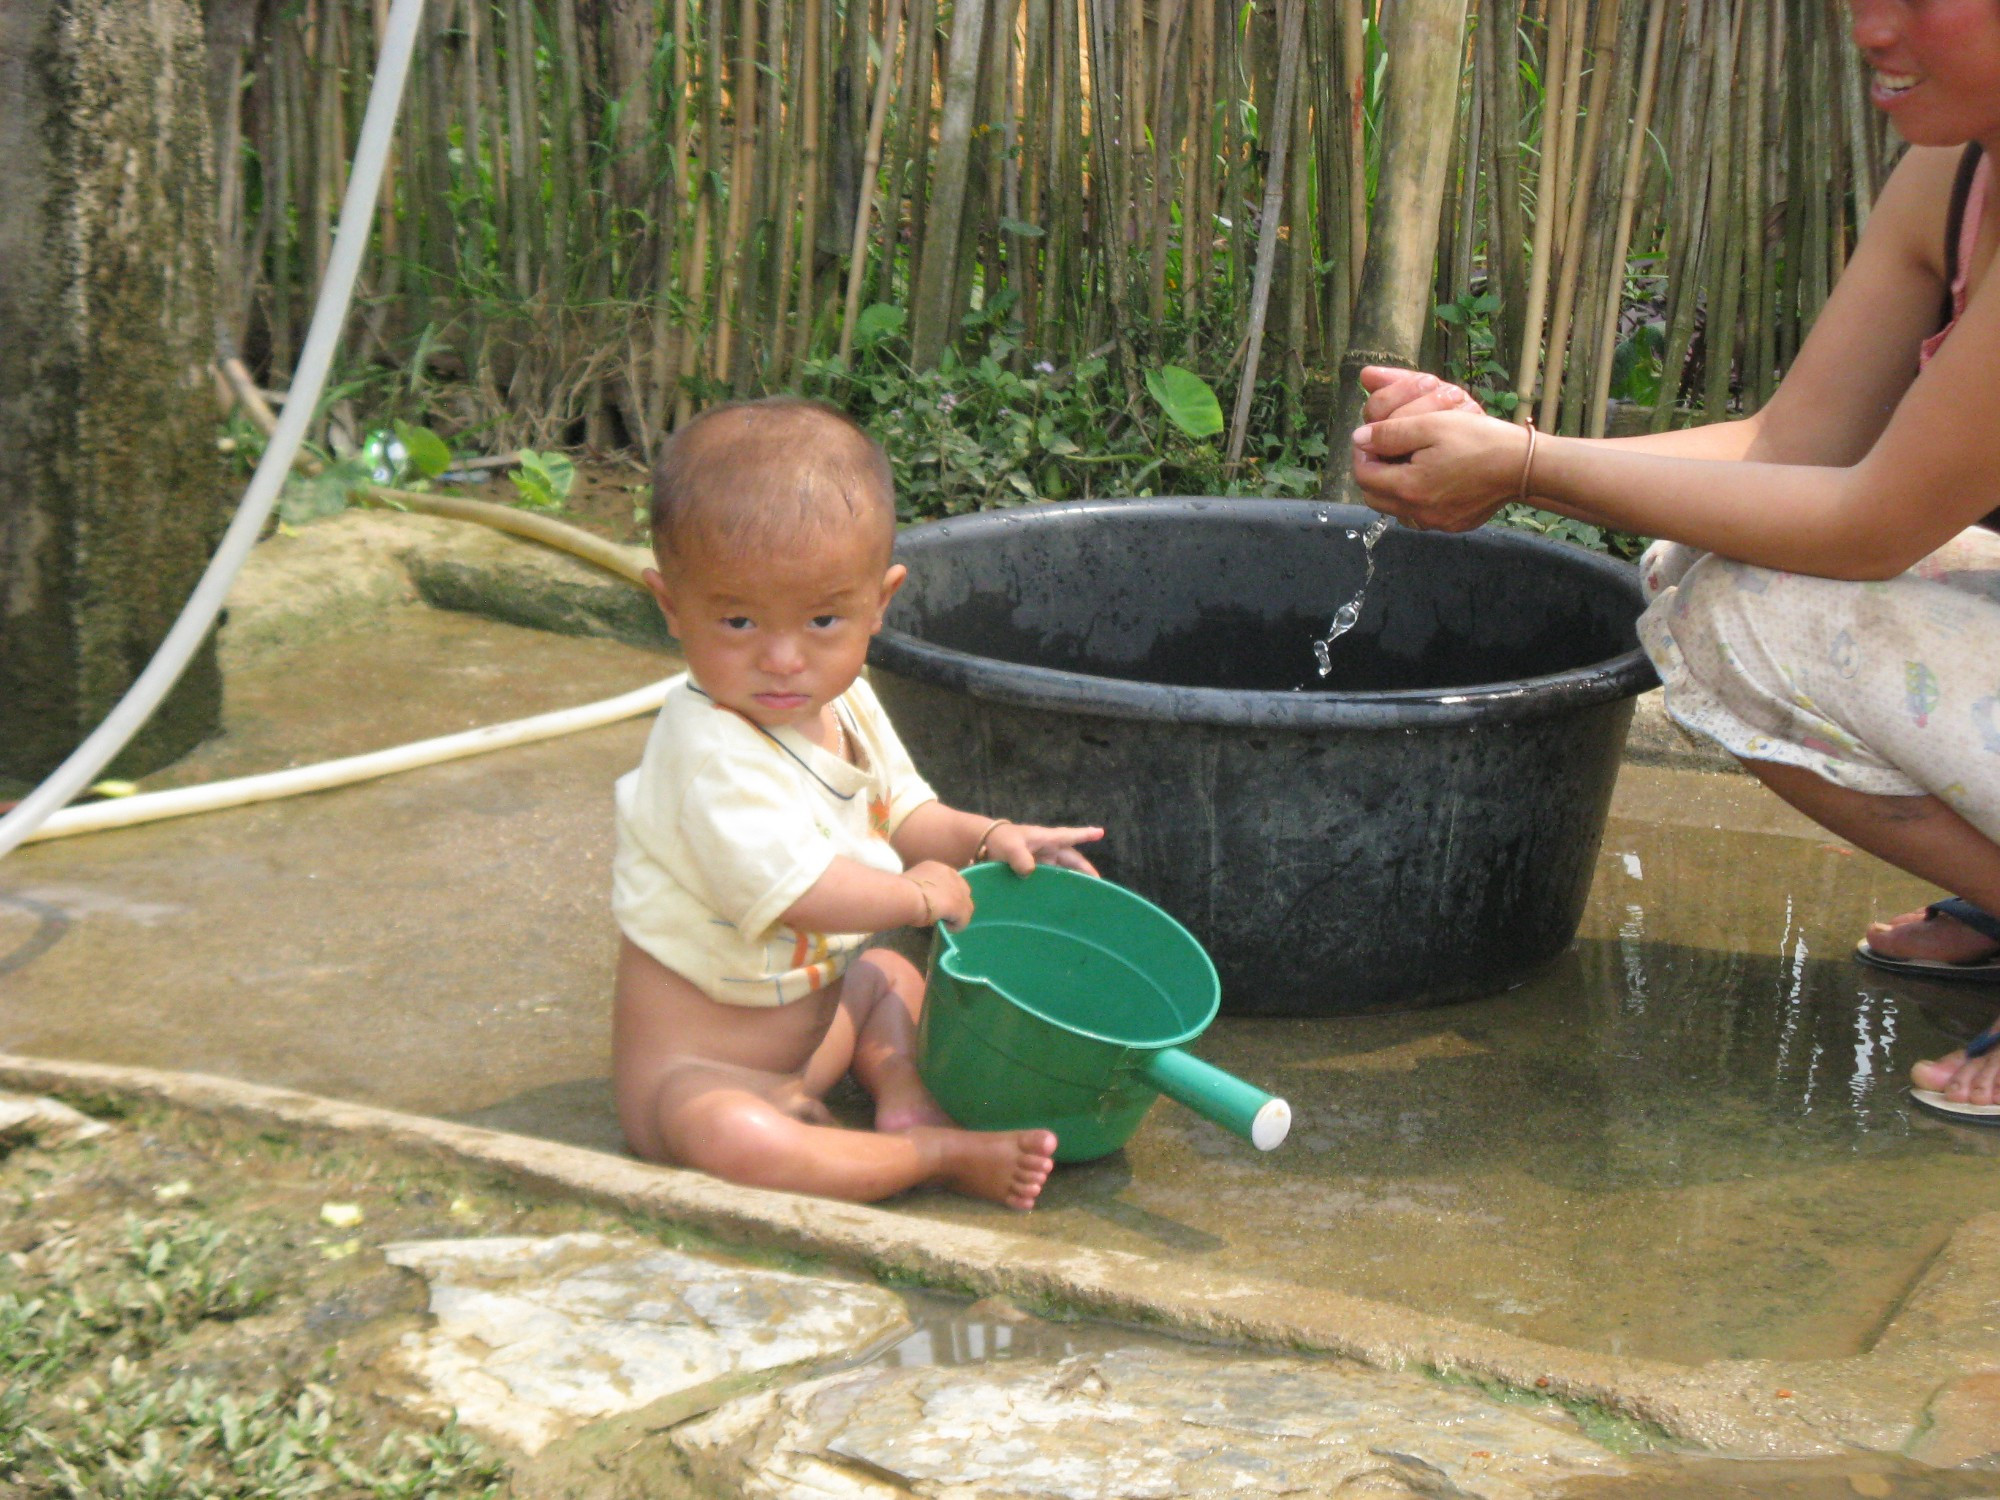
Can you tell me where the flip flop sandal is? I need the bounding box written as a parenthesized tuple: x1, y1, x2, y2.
(1909, 1088, 2000, 1126)
(1855, 897, 2000, 981)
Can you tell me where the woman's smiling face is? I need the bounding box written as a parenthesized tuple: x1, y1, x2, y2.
(1851, 0, 2000, 148)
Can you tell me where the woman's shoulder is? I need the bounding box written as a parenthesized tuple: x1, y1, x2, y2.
(1873, 146, 1979, 279)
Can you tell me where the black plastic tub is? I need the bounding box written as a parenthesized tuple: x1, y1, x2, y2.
(869, 497, 1658, 1016)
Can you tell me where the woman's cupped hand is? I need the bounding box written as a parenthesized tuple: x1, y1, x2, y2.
(1348, 365, 1534, 534)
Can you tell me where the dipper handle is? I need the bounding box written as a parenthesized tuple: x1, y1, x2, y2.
(1142, 1048, 1291, 1150)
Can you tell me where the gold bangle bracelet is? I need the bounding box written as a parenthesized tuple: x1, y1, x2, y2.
(1516, 417, 1540, 502)
(973, 817, 1012, 863)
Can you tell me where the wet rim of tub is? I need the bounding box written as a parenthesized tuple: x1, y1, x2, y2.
(870, 497, 1658, 730)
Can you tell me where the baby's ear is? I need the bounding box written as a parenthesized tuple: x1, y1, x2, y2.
(872, 568, 912, 632)
(643, 567, 679, 629)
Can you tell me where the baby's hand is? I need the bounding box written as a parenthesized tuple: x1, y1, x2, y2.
(904, 860, 974, 929)
(987, 822, 1105, 878)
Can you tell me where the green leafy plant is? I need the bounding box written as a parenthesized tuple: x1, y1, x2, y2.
(1144, 365, 1226, 440)
(1610, 319, 1667, 406)
(1435, 289, 1518, 416)
(509, 449, 577, 511)
(277, 458, 375, 526)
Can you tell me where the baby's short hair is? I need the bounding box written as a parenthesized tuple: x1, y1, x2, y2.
(651, 397, 896, 570)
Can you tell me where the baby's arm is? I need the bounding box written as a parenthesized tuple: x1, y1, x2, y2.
(781, 854, 973, 931)
(892, 801, 1104, 878)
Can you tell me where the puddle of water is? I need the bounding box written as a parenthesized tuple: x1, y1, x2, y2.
(906, 778, 2000, 1366)
(871, 1290, 1199, 1369)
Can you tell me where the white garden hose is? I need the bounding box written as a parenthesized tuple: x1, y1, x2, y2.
(14, 680, 667, 845)
(0, 0, 429, 862)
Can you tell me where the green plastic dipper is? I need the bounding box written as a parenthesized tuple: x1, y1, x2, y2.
(917, 864, 1291, 1163)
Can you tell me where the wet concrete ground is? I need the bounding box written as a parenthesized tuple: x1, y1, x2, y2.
(6, 607, 2000, 1375)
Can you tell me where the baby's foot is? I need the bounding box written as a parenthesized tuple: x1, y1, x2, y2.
(1866, 905, 2000, 966)
(921, 1127, 1059, 1210)
(870, 1059, 955, 1132)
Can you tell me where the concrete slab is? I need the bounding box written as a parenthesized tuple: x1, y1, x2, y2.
(673, 1345, 1627, 1499)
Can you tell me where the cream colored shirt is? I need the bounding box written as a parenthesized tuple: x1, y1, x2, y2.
(612, 673, 937, 1006)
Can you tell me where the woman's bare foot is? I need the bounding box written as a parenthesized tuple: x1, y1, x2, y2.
(917, 1127, 1059, 1210)
(1866, 905, 2000, 966)
(1912, 1035, 2000, 1104)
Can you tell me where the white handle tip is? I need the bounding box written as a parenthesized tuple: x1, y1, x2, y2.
(1252, 1098, 1291, 1151)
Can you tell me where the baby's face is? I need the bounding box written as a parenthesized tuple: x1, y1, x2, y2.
(646, 532, 906, 731)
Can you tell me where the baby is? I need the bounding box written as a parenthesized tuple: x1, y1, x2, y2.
(612, 396, 1103, 1209)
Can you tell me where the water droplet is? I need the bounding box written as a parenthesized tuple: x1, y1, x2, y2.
(1311, 512, 1392, 670)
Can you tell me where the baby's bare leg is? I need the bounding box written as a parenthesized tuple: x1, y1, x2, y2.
(614, 938, 1057, 1207)
(648, 1062, 1057, 1207)
(820, 949, 954, 1132)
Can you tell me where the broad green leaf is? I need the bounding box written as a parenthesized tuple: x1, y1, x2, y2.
(998, 217, 1045, 239)
(855, 304, 907, 346)
(394, 421, 453, 479)
(1144, 364, 1225, 440)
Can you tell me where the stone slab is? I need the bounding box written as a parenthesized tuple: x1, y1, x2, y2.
(673, 1345, 1626, 1499)
(1908, 1370, 2000, 1469)
(0, 1091, 110, 1148)
(382, 1232, 910, 1455)
(220, 508, 664, 672)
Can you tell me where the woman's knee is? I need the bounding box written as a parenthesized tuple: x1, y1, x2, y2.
(1640, 540, 1704, 601)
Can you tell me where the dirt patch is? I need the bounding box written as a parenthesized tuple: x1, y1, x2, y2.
(0, 1094, 748, 1496)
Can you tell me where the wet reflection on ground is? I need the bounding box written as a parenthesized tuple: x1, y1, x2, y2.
(911, 775, 2000, 1365)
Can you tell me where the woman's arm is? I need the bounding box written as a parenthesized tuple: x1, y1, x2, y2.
(1354, 150, 1993, 574)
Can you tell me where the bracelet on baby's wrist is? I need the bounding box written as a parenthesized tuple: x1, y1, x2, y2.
(904, 874, 936, 926)
(972, 817, 1012, 863)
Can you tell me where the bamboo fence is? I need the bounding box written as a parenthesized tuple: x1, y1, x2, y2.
(222, 0, 1899, 457)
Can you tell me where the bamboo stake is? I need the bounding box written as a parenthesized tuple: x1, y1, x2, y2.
(1510, 0, 1569, 421)
(909, 0, 990, 366)
(839, 0, 908, 359)
(712, 0, 760, 386)
(1225, 0, 1304, 469)
(1584, 0, 1664, 435)
(1702, 0, 1744, 422)
(1538, 0, 1621, 432)
(1343, 0, 1367, 272)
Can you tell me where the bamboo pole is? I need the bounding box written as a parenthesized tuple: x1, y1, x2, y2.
(909, 0, 990, 366)
(1537, 0, 1621, 432)
(1586, 0, 1665, 436)
(1509, 0, 1569, 421)
(711, 0, 760, 387)
(1225, 0, 1304, 469)
(839, 0, 908, 359)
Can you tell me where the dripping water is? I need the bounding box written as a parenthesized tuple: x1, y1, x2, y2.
(1312, 512, 1392, 675)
